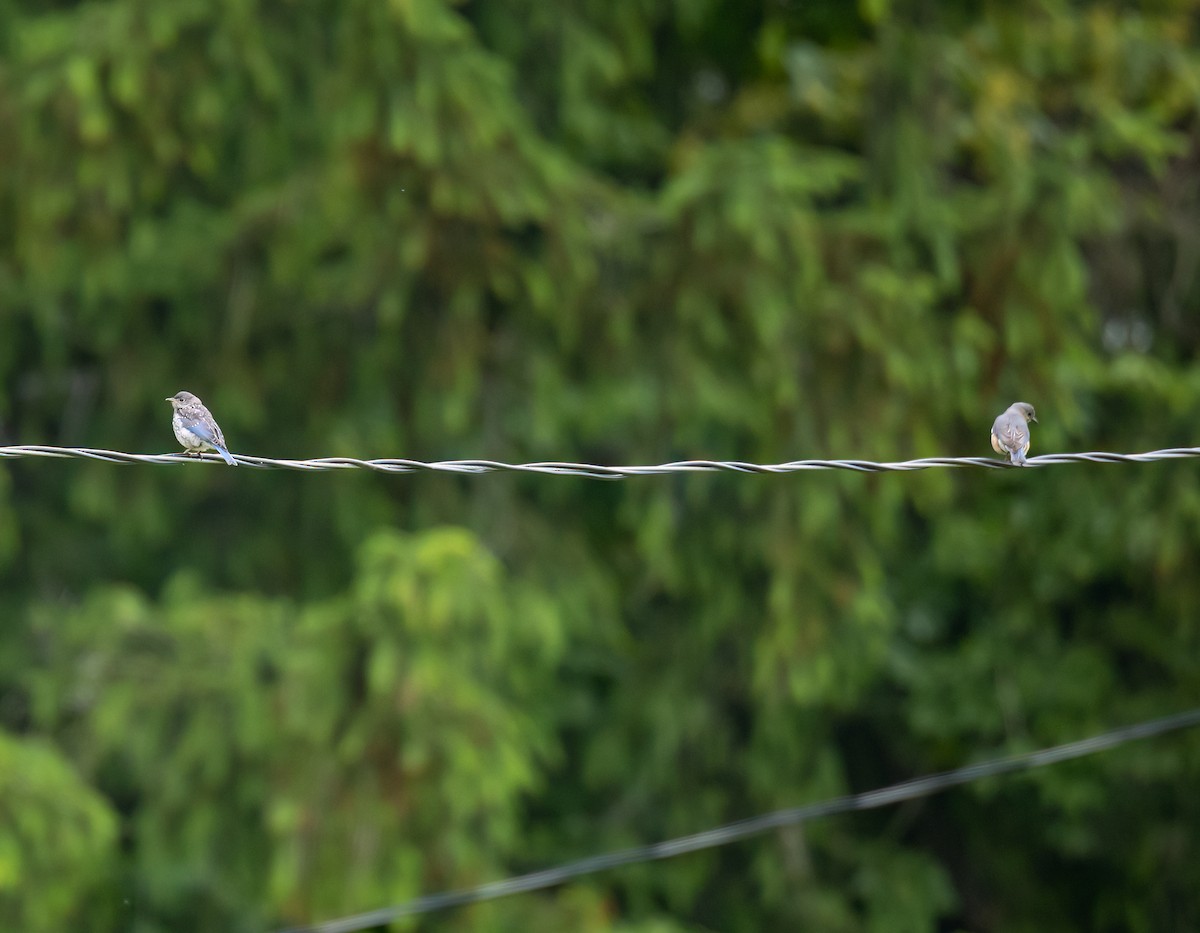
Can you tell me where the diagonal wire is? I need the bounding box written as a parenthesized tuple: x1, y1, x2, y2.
(279, 706, 1200, 933)
(2, 445, 1200, 477)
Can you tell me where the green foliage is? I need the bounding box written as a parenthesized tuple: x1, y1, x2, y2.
(0, 732, 117, 932)
(2, 0, 1200, 930)
(26, 529, 567, 928)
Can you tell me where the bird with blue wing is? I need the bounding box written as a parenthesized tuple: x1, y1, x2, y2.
(166, 391, 237, 466)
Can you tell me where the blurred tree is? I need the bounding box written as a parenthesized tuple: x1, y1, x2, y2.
(0, 0, 1199, 930)
(28, 529, 571, 929)
(0, 732, 117, 931)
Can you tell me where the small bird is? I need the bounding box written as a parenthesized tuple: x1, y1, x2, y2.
(991, 402, 1038, 467)
(166, 391, 237, 466)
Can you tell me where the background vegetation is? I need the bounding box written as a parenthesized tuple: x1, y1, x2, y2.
(2, 0, 1200, 930)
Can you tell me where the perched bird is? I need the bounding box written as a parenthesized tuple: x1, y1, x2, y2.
(166, 391, 237, 466)
(990, 402, 1038, 467)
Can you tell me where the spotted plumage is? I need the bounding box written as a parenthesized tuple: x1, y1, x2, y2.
(165, 391, 237, 466)
(990, 402, 1037, 467)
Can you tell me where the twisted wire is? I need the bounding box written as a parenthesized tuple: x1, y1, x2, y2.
(2, 445, 1200, 477)
(280, 706, 1200, 933)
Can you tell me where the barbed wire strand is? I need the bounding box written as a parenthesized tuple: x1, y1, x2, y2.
(3, 445, 1200, 478)
(279, 706, 1200, 933)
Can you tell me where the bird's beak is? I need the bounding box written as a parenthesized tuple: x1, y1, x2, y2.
(164, 397, 173, 403)
(1031, 415, 1038, 423)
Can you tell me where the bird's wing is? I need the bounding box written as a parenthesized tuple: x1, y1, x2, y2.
(185, 418, 220, 445)
(997, 420, 1028, 453)
(185, 416, 236, 464)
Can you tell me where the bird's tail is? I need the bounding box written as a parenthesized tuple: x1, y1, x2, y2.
(215, 445, 238, 467)
(1010, 447, 1026, 467)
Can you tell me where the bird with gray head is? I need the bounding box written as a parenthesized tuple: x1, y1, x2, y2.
(990, 402, 1037, 467)
(166, 391, 237, 466)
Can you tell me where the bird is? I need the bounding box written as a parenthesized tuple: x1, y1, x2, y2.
(165, 391, 237, 466)
(990, 402, 1037, 467)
